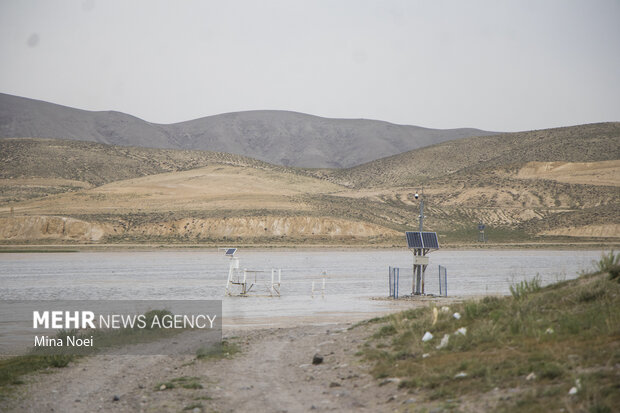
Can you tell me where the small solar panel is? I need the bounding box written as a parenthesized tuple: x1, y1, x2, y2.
(225, 248, 237, 256)
(421, 232, 439, 249)
(406, 232, 423, 248)
(405, 232, 439, 249)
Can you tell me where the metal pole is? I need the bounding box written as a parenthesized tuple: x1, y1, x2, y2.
(412, 253, 416, 295)
(416, 265, 421, 294)
(396, 268, 399, 299)
(438, 266, 442, 296)
(243, 269, 247, 294)
(419, 198, 424, 232)
(419, 195, 425, 295)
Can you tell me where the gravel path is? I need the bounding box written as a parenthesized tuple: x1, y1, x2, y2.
(4, 322, 417, 413)
(5, 299, 465, 412)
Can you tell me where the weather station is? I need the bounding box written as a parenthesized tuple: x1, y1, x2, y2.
(221, 248, 282, 297)
(407, 191, 441, 295)
(389, 191, 447, 298)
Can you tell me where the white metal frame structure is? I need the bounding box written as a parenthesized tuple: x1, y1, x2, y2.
(221, 248, 281, 297)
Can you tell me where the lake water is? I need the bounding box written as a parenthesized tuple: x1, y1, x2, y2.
(0, 249, 602, 326)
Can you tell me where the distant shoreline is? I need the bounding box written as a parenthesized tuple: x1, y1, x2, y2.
(0, 241, 617, 253)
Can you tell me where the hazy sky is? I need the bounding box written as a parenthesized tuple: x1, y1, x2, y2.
(1, 0, 619, 131)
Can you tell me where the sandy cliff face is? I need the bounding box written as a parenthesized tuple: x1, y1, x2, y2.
(540, 224, 620, 238)
(0, 216, 109, 241)
(0, 215, 398, 242)
(130, 216, 398, 238)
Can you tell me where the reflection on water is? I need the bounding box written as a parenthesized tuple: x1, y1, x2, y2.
(0, 249, 601, 322)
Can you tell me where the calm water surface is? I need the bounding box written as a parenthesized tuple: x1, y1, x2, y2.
(0, 250, 602, 322)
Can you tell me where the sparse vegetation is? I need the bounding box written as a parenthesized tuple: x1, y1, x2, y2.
(596, 250, 620, 280)
(509, 274, 542, 299)
(183, 402, 204, 410)
(196, 340, 240, 360)
(156, 376, 203, 391)
(357, 269, 620, 411)
(0, 308, 187, 397)
(0, 354, 74, 391)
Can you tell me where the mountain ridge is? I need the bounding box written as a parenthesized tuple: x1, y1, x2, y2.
(0, 93, 495, 168)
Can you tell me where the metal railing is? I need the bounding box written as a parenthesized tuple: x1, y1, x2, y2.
(388, 266, 400, 298)
(438, 265, 448, 297)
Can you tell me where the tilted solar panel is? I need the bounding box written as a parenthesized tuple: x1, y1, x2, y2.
(225, 248, 237, 256)
(405, 232, 423, 248)
(405, 231, 439, 249)
(421, 232, 439, 249)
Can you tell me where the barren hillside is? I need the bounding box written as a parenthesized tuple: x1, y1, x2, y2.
(0, 122, 618, 245)
(322, 122, 620, 188)
(0, 138, 302, 203)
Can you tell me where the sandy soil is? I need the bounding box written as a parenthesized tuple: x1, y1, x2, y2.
(3, 299, 461, 413)
(517, 160, 620, 187)
(541, 224, 620, 238)
(7, 164, 339, 215)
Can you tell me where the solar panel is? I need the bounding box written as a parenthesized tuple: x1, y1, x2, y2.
(405, 232, 439, 249)
(405, 232, 423, 248)
(421, 232, 439, 249)
(225, 248, 237, 256)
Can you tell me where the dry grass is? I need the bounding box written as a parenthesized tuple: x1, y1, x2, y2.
(517, 160, 620, 187)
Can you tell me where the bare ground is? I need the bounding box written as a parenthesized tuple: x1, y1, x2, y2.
(3, 299, 464, 413)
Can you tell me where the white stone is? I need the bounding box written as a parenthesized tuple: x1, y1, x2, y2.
(453, 312, 461, 320)
(421, 332, 433, 342)
(456, 327, 467, 336)
(436, 334, 450, 349)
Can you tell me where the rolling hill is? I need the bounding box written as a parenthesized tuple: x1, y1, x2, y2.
(0, 138, 397, 244)
(0, 123, 618, 246)
(0, 93, 494, 168)
(320, 122, 620, 241)
(321, 122, 620, 188)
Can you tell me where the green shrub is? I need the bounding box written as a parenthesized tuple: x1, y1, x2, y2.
(596, 251, 619, 276)
(141, 309, 173, 330)
(510, 275, 542, 299)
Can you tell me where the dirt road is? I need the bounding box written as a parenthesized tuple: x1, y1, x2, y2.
(5, 319, 423, 413)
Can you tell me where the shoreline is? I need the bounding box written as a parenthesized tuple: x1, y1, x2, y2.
(0, 241, 617, 253)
